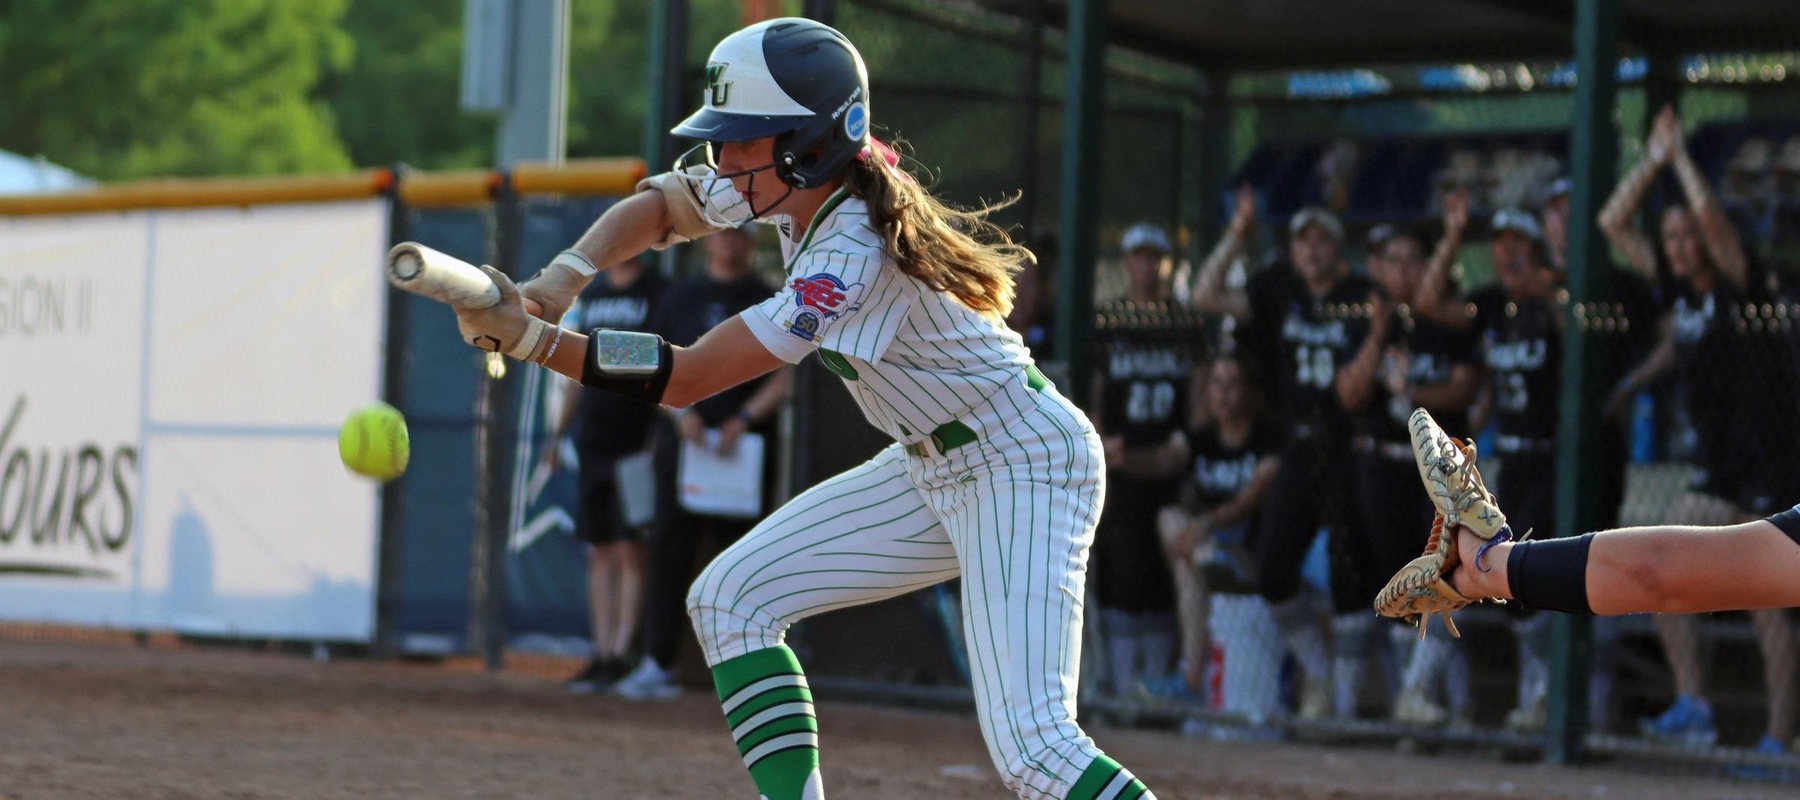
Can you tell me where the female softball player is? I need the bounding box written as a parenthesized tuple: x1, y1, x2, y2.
(1600, 104, 1800, 754)
(1341, 209, 1480, 727)
(450, 18, 1155, 800)
(1191, 200, 1381, 721)
(1412, 202, 1569, 732)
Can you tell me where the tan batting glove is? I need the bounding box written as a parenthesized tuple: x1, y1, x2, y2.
(519, 249, 597, 324)
(456, 264, 554, 361)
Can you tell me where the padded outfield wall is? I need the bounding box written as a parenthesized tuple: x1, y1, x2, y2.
(0, 200, 389, 641)
(0, 161, 643, 650)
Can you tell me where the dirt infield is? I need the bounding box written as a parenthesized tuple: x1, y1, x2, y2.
(0, 638, 1789, 800)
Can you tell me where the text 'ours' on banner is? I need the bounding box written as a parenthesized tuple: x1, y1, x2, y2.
(0, 200, 388, 641)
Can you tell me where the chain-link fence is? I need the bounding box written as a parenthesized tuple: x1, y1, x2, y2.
(745, 2, 1800, 787)
(830, 0, 1196, 248)
(10, 1, 1800, 789)
(1067, 104, 1800, 786)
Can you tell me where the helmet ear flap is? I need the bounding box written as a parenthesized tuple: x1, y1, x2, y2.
(773, 145, 805, 188)
(772, 118, 833, 189)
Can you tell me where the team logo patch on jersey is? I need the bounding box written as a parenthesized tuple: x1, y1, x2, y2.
(787, 309, 821, 342)
(790, 273, 863, 320)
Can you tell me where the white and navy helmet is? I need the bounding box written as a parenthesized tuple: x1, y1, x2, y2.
(673, 18, 871, 190)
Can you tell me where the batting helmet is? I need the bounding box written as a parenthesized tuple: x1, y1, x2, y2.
(673, 18, 871, 190)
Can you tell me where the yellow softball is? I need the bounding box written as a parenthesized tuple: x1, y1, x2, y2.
(338, 401, 410, 482)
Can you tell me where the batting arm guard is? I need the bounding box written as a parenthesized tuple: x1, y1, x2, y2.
(637, 169, 730, 250)
(580, 329, 675, 404)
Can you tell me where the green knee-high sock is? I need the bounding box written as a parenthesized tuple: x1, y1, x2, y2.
(1067, 754, 1153, 800)
(713, 646, 823, 800)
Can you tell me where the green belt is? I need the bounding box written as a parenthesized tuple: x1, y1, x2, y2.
(904, 365, 1051, 458)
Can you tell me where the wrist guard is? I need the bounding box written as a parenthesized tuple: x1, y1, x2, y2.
(506, 317, 555, 361)
(580, 330, 674, 404)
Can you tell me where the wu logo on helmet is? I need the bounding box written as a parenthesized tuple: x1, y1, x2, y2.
(706, 62, 731, 107)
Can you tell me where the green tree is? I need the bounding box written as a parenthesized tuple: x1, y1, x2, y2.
(325, 0, 496, 170)
(566, 0, 639, 160)
(566, 0, 755, 162)
(0, 0, 354, 180)
(324, 0, 745, 170)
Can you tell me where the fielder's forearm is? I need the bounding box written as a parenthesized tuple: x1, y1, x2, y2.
(1581, 521, 1800, 614)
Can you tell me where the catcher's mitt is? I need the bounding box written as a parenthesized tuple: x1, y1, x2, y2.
(1373, 408, 1518, 638)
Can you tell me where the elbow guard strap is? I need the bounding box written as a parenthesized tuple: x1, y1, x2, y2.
(580, 330, 673, 404)
(636, 170, 728, 250)
(1505, 533, 1596, 615)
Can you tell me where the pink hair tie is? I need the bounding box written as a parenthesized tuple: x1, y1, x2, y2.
(859, 137, 901, 167)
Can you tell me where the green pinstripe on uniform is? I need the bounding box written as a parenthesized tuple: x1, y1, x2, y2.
(736, 187, 1034, 443)
(955, 388, 1104, 787)
(686, 173, 1155, 798)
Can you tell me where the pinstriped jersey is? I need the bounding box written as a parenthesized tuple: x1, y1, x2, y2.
(708, 182, 1034, 444)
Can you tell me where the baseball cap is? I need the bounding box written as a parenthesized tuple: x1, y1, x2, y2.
(1121, 222, 1172, 254)
(1365, 222, 1398, 252)
(1490, 207, 1543, 241)
(1778, 137, 1800, 173)
(1542, 177, 1571, 205)
(1728, 137, 1774, 173)
(1289, 206, 1344, 242)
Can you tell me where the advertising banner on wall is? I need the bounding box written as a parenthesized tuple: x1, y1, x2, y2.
(0, 200, 388, 641)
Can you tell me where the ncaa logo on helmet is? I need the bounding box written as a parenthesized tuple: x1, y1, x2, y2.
(844, 102, 868, 141)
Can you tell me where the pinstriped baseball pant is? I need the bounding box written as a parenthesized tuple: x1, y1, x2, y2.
(688, 386, 1110, 798)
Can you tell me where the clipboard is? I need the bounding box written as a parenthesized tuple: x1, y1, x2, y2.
(678, 431, 765, 519)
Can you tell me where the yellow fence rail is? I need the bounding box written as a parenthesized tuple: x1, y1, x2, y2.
(0, 158, 647, 215)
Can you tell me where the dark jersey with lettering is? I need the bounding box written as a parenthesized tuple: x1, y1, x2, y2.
(1186, 418, 1282, 511)
(1183, 417, 1281, 594)
(1356, 309, 1478, 444)
(573, 268, 668, 455)
(1469, 285, 1561, 443)
(1245, 265, 1376, 435)
(1670, 283, 1800, 478)
(1670, 286, 1733, 459)
(652, 272, 776, 428)
(1096, 301, 1208, 447)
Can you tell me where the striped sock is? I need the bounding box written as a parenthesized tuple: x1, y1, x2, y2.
(1067, 754, 1153, 800)
(713, 646, 823, 800)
